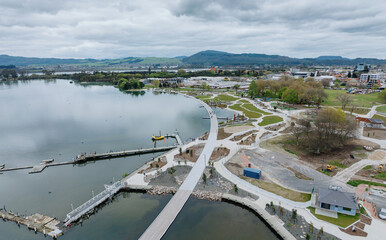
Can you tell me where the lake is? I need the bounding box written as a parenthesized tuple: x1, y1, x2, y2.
(0, 80, 278, 240)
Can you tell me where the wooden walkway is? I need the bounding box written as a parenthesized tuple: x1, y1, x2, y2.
(139, 95, 218, 240)
(0, 146, 176, 174)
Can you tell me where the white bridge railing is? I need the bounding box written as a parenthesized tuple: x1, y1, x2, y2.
(64, 181, 126, 226)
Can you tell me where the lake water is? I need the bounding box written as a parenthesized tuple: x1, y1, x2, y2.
(0, 80, 278, 240)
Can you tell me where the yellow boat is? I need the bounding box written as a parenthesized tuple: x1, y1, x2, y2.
(152, 135, 164, 141)
(152, 130, 165, 141)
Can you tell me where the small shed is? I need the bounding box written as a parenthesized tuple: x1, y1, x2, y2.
(243, 167, 261, 179)
(366, 118, 385, 128)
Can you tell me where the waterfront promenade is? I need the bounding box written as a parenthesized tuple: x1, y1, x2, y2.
(139, 95, 218, 240)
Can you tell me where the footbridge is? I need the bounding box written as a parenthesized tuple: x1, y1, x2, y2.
(139, 95, 218, 240)
(64, 180, 126, 226)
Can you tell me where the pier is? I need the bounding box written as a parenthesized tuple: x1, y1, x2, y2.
(74, 145, 175, 163)
(64, 180, 126, 226)
(0, 133, 183, 174)
(1, 210, 62, 238)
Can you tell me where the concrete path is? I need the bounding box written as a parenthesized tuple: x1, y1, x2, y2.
(139, 95, 218, 240)
(334, 158, 385, 184)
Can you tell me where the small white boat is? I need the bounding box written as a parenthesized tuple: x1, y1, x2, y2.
(0, 164, 5, 169)
(41, 159, 54, 164)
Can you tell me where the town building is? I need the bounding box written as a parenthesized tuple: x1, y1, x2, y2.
(360, 73, 384, 88)
(312, 187, 358, 216)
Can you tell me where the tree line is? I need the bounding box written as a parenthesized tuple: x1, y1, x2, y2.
(248, 75, 327, 105)
(290, 108, 358, 153)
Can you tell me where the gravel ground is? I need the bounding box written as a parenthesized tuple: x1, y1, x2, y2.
(266, 205, 341, 240)
(149, 165, 258, 199)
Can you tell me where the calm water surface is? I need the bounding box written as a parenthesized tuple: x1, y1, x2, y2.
(0, 80, 277, 240)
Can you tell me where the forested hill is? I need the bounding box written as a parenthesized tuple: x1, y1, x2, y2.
(182, 50, 386, 66)
(0, 55, 181, 67)
(1, 51, 385, 67)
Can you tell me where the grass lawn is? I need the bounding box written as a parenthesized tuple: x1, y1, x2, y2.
(373, 172, 386, 180)
(308, 207, 360, 228)
(243, 103, 271, 115)
(229, 104, 262, 119)
(213, 94, 239, 102)
(328, 159, 348, 169)
(229, 103, 244, 112)
(195, 95, 211, 100)
(239, 99, 251, 103)
(258, 115, 283, 126)
(323, 89, 382, 108)
(372, 114, 386, 122)
(347, 180, 386, 188)
(376, 105, 386, 113)
(243, 177, 311, 202)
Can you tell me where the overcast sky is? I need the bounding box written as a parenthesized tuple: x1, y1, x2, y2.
(1, 0, 385, 59)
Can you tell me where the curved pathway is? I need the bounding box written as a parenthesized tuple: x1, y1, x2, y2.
(139, 95, 218, 240)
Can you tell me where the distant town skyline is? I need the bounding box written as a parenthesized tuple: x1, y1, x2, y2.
(1, 0, 386, 59)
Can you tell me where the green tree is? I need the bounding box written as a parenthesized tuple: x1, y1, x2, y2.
(152, 79, 160, 88)
(282, 88, 298, 104)
(378, 89, 386, 103)
(248, 80, 257, 98)
(202, 173, 207, 184)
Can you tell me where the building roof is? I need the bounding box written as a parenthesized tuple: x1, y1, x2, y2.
(369, 118, 384, 124)
(318, 188, 358, 210)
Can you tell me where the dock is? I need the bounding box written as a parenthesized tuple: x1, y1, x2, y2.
(64, 180, 126, 226)
(0, 146, 177, 174)
(1, 210, 62, 238)
(164, 133, 183, 146)
(74, 146, 175, 163)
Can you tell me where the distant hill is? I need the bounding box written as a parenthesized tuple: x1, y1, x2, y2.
(1, 51, 385, 68)
(182, 50, 386, 66)
(0, 55, 181, 67)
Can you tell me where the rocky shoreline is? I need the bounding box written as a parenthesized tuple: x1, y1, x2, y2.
(146, 186, 222, 201)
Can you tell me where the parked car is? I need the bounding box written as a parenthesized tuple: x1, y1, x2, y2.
(379, 208, 386, 220)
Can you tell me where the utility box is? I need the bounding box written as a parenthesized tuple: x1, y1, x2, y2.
(243, 167, 261, 179)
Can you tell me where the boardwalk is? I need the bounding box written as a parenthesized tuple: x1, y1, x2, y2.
(139, 96, 218, 240)
(75, 146, 175, 163)
(64, 180, 126, 226)
(0, 145, 176, 174)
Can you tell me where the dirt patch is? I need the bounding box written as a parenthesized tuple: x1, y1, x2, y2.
(354, 221, 365, 230)
(217, 127, 233, 140)
(355, 164, 385, 182)
(231, 130, 258, 141)
(360, 214, 372, 225)
(363, 127, 386, 140)
(138, 156, 167, 174)
(368, 150, 386, 160)
(243, 177, 311, 202)
(174, 144, 230, 162)
(267, 135, 370, 172)
(238, 134, 257, 145)
(351, 139, 380, 149)
(224, 124, 254, 134)
(279, 127, 292, 134)
(199, 132, 208, 140)
(259, 131, 273, 139)
(339, 226, 367, 237)
(265, 122, 286, 131)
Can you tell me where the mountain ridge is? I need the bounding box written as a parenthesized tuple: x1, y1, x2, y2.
(1, 50, 385, 67)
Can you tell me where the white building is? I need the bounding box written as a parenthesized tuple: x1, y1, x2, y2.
(360, 74, 384, 88)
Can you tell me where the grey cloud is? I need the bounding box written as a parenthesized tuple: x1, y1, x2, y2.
(0, 0, 385, 59)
